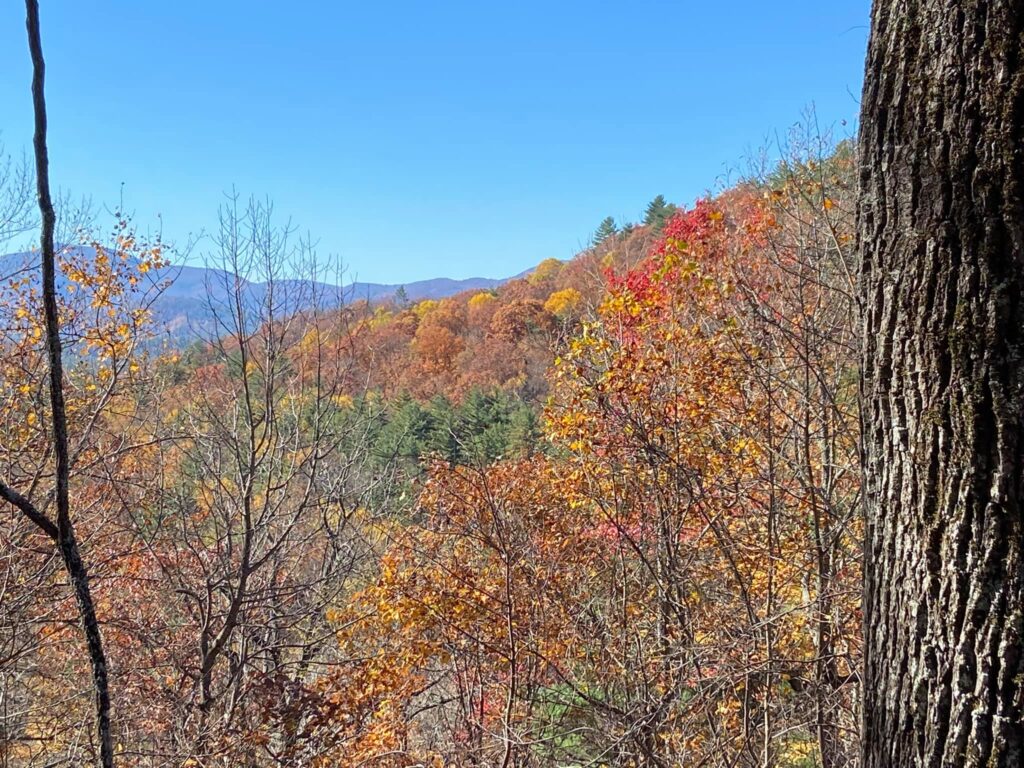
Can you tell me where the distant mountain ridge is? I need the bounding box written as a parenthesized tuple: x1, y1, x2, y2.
(0, 247, 509, 343)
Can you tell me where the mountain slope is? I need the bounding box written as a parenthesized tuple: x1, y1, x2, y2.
(0, 247, 508, 343)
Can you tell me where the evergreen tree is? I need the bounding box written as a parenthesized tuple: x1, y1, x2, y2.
(593, 216, 618, 245)
(372, 389, 545, 476)
(424, 394, 460, 461)
(505, 404, 541, 457)
(643, 195, 676, 232)
(376, 394, 431, 463)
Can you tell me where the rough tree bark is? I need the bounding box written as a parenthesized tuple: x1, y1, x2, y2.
(858, 1, 1024, 766)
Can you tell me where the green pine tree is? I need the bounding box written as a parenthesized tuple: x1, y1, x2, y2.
(643, 195, 677, 232)
(424, 394, 460, 462)
(593, 216, 618, 245)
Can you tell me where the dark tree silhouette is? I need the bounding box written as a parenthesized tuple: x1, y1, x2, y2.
(0, 2, 117, 766)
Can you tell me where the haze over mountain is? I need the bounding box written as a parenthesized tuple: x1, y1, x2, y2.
(0, 247, 509, 343)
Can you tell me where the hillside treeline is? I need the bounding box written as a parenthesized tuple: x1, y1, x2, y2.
(0, 130, 861, 767)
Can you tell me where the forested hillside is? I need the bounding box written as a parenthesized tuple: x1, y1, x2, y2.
(0, 128, 863, 766)
(7, 1, 1024, 766)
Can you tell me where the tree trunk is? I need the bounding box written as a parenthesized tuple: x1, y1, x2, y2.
(24, 2, 115, 766)
(858, 1, 1024, 766)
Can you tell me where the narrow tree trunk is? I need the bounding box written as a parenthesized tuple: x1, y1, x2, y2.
(858, 1, 1024, 766)
(24, 3, 115, 766)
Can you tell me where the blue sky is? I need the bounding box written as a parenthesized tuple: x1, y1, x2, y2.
(0, 1, 869, 284)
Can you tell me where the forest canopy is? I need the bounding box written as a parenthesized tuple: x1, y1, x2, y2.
(0, 121, 863, 766)
(6, 1, 1024, 767)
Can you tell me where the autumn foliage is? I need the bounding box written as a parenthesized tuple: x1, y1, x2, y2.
(0, 134, 861, 767)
